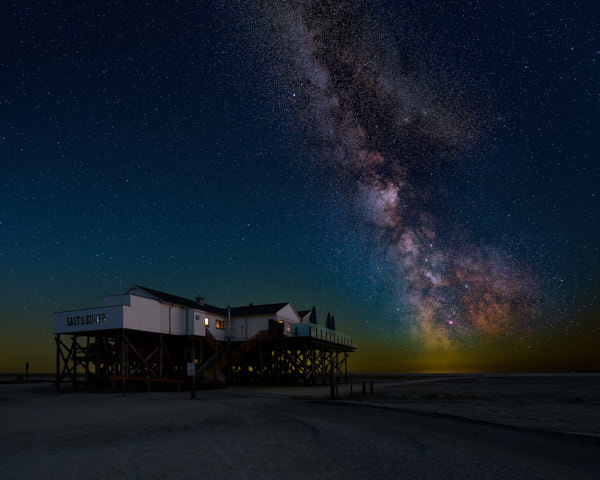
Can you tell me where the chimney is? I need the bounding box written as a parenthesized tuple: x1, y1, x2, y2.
(195, 295, 205, 306)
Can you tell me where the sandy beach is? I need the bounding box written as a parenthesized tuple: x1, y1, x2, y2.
(1, 374, 599, 479)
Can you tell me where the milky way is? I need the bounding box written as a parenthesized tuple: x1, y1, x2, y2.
(255, 0, 541, 346)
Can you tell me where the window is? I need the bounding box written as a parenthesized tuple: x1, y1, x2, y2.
(204, 317, 209, 327)
(215, 320, 225, 330)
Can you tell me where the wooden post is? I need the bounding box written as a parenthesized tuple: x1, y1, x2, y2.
(95, 333, 100, 384)
(190, 339, 196, 399)
(85, 335, 90, 387)
(276, 346, 281, 384)
(71, 335, 77, 389)
(344, 352, 348, 383)
(322, 350, 326, 384)
(121, 331, 127, 396)
(302, 346, 308, 386)
(159, 334, 164, 378)
(334, 352, 338, 399)
(309, 347, 313, 385)
(329, 351, 335, 400)
(120, 331, 126, 376)
(259, 344, 264, 382)
(55, 335, 60, 388)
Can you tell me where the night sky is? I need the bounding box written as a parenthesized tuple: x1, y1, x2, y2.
(1, 1, 598, 373)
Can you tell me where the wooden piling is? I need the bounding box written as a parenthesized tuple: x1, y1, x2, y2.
(55, 335, 60, 388)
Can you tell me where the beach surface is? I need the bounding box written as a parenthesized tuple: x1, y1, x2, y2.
(1, 374, 599, 479)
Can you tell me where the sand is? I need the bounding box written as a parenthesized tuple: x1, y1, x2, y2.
(1, 374, 599, 479)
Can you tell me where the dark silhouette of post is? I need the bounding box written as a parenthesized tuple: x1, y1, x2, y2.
(189, 340, 196, 399)
(25, 362, 29, 381)
(55, 335, 60, 388)
(329, 352, 335, 400)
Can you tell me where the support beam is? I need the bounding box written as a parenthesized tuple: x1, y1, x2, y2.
(55, 334, 61, 388)
(344, 352, 348, 383)
(159, 334, 164, 378)
(52, 328, 355, 389)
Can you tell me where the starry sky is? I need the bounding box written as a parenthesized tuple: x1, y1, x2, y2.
(1, 1, 598, 374)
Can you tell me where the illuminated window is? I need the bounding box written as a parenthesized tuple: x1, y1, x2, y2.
(216, 320, 225, 329)
(204, 317, 209, 327)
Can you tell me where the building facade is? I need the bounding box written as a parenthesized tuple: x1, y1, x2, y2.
(53, 285, 354, 389)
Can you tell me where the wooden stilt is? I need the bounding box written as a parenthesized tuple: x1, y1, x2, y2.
(52, 327, 355, 390)
(159, 334, 164, 378)
(55, 334, 60, 388)
(190, 339, 196, 399)
(344, 351, 348, 383)
(71, 335, 77, 389)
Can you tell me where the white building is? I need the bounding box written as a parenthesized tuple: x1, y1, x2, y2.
(53, 285, 352, 347)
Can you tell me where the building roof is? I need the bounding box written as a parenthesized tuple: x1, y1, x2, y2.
(300, 306, 318, 324)
(128, 286, 293, 318)
(129, 286, 224, 315)
(229, 302, 290, 316)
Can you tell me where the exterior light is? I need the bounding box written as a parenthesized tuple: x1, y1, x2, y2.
(204, 317, 209, 327)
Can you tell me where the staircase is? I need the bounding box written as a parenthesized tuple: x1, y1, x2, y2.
(196, 350, 223, 379)
(204, 330, 270, 378)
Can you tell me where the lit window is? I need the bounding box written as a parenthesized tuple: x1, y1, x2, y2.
(204, 317, 209, 327)
(216, 320, 225, 329)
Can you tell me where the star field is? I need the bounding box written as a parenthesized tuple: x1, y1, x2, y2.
(0, 1, 598, 373)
